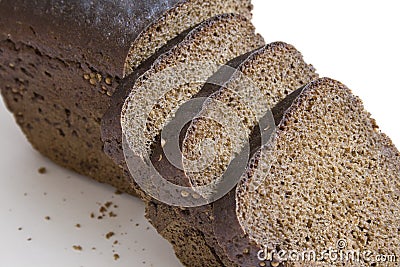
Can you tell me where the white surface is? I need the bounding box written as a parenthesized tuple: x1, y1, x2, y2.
(0, 103, 183, 267)
(0, 1, 399, 266)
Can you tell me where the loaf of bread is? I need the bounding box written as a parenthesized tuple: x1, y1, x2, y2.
(1, 1, 399, 267)
(0, 0, 253, 195)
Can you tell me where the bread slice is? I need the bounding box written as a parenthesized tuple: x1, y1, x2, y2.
(145, 43, 319, 266)
(124, 0, 253, 75)
(236, 78, 400, 266)
(105, 14, 264, 197)
(0, 0, 253, 195)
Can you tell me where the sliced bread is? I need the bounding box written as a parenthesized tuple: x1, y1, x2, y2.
(148, 77, 399, 266)
(145, 43, 319, 266)
(105, 14, 264, 198)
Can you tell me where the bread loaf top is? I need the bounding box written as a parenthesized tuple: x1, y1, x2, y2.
(0, 0, 252, 78)
(0, 0, 184, 77)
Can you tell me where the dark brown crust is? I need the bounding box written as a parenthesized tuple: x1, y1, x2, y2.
(0, 0, 183, 77)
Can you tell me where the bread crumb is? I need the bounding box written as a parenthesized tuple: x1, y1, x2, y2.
(113, 253, 120, 261)
(104, 202, 112, 208)
(38, 167, 47, 174)
(90, 212, 95, 218)
(27, 238, 32, 241)
(109, 211, 117, 218)
(72, 245, 82, 251)
(18, 227, 22, 231)
(83, 74, 90, 80)
(75, 224, 81, 228)
(114, 190, 123, 195)
(99, 206, 107, 213)
(44, 216, 50, 220)
(105, 232, 115, 239)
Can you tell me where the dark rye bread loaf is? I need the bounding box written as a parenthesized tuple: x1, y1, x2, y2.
(145, 43, 319, 267)
(102, 14, 264, 198)
(0, 0, 252, 194)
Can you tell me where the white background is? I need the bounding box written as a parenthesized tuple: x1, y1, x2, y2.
(0, 1, 399, 266)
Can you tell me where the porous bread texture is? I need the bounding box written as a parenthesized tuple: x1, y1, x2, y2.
(121, 14, 264, 159)
(182, 42, 318, 189)
(124, 0, 253, 75)
(237, 78, 400, 266)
